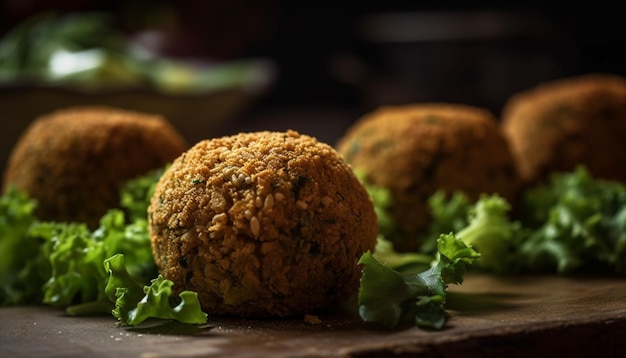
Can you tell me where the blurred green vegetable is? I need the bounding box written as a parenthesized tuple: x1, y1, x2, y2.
(518, 166, 626, 274)
(454, 194, 523, 274)
(0, 187, 46, 305)
(0, 11, 272, 94)
(419, 190, 472, 255)
(0, 12, 140, 88)
(354, 169, 395, 239)
(120, 167, 164, 222)
(424, 166, 626, 275)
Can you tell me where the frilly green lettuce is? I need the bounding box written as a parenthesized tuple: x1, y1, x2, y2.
(104, 254, 207, 326)
(519, 166, 626, 274)
(0, 187, 46, 305)
(358, 233, 479, 329)
(0, 167, 208, 326)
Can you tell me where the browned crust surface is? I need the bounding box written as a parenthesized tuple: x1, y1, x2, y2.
(149, 130, 378, 317)
(501, 73, 626, 185)
(336, 103, 519, 252)
(2, 105, 188, 227)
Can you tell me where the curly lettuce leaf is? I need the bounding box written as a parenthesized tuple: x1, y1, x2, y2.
(371, 235, 433, 274)
(0, 168, 209, 328)
(420, 190, 472, 255)
(28, 209, 155, 315)
(455, 194, 523, 274)
(0, 187, 47, 305)
(104, 254, 207, 326)
(0, 165, 163, 308)
(354, 169, 395, 238)
(120, 167, 165, 222)
(34, 221, 108, 310)
(358, 233, 479, 329)
(92, 210, 156, 283)
(519, 166, 626, 274)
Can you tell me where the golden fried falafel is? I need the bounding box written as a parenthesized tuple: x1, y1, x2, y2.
(148, 130, 378, 318)
(3, 106, 188, 227)
(336, 103, 519, 252)
(501, 73, 626, 185)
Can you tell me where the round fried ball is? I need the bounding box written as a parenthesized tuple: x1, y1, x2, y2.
(148, 130, 378, 318)
(501, 73, 626, 184)
(336, 103, 519, 252)
(2, 106, 188, 227)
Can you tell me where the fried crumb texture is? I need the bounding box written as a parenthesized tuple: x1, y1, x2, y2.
(2, 105, 188, 227)
(148, 130, 378, 318)
(336, 103, 520, 252)
(304, 314, 322, 325)
(501, 73, 626, 184)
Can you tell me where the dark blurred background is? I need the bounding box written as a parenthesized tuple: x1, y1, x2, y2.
(2, 1, 626, 146)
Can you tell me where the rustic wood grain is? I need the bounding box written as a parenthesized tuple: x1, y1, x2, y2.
(2, 274, 625, 357)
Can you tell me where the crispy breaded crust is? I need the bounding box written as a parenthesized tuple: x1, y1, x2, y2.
(336, 103, 519, 252)
(148, 130, 378, 317)
(501, 73, 626, 184)
(3, 106, 188, 227)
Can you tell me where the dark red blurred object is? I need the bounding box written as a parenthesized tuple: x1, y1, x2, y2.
(0, 0, 279, 60)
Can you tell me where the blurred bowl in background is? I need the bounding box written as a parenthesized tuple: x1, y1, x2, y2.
(0, 11, 277, 172)
(0, 58, 276, 173)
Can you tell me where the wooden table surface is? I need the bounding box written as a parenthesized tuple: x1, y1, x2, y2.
(2, 273, 626, 358)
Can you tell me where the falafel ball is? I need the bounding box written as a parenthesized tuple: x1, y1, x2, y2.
(501, 73, 626, 185)
(336, 103, 519, 252)
(2, 106, 188, 227)
(148, 130, 378, 318)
